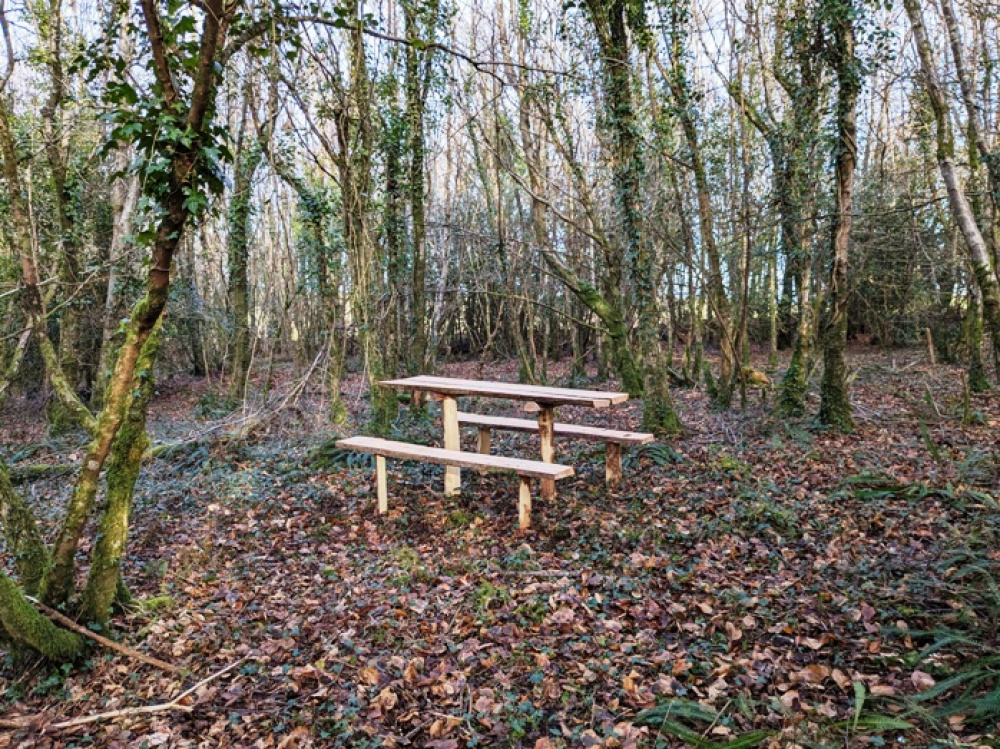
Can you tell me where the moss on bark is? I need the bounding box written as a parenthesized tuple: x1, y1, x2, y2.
(0, 571, 84, 661)
(81, 329, 160, 626)
(0, 460, 51, 596)
(642, 356, 682, 437)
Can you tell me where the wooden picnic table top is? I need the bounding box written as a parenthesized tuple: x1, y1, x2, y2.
(379, 375, 629, 408)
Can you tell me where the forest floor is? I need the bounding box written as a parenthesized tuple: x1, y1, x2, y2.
(1, 347, 999, 749)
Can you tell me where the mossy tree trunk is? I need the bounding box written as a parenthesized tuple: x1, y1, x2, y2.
(404, 0, 436, 375)
(904, 0, 1000, 376)
(38, 0, 238, 609)
(662, 2, 735, 406)
(964, 287, 990, 392)
(336, 21, 397, 435)
(775, 10, 824, 416)
(582, 0, 680, 432)
(818, 0, 858, 432)
(0, 459, 50, 596)
(80, 326, 161, 626)
(0, 96, 97, 436)
(227, 140, 263, 405)
(34, 0, 89, 431)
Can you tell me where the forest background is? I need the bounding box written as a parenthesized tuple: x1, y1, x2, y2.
(1, 0, 1000, 743)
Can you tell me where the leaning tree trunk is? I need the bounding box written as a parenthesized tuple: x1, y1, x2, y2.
(80, 325, 162, 626)
(661, 10, 736, 406)
(0, 0, 237, 660)
(818, 0, 858, 432)
(39, 0, 235, 608)
(0, 97, 97, 436)
(36, 0, 89, 431)
(904, 0, 1000, 374)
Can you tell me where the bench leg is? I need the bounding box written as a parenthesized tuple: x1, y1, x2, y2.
(442, 395, 461, 496)
(376, 455, 388, 514)
(606, 442, 622, 486)
(537, 405, 556, 500)
(518, 476, 531, 529)
(477, 427, 491, 474)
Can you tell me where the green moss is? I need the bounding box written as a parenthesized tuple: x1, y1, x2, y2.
(0, 460, 51, 596)
(642, 356, 682, 436)
(0, 571, 83, 661)
(779, 348, 809, 417)
(81, 328, 161, 626)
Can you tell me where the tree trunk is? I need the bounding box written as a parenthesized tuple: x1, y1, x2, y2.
(405, 3, 431, 374)
(818, 0, 858, 431)
(80, 326, 161, 626)
(904, 0, 1000, 372)
(0, 96, 97, 435)
(337, 22, 396, 435)
(227, 142, 262, 404)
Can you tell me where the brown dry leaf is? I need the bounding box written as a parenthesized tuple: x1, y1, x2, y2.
(796, 664, 831, 683)
(831, 669, 851, 689)
(276, 727, 313, 749)
(780, 690, 801, 709)
(726, 622, 743, 642)
(375, 687, 398, 711)
(871, 684, 896, 696)
(403, 658, 423, 684)
(802, 637, 825, 650)
(534, 739, 555, 749)
(359, 667, 380, 686)
(672, 659, 692, 676)
(911, 670, 936, 692)
(623, 670, 642, 696)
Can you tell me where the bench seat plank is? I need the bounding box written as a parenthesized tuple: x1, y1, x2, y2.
(335, 436, 574, 480)
(381, 375, 628, 408)
(456, 412, 654, 445)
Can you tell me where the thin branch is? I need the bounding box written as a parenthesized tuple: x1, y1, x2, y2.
(45, 658, 248, 732)
(27, 597, 183, 674)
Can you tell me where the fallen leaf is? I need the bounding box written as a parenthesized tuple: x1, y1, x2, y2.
(911, 670, 936, 692)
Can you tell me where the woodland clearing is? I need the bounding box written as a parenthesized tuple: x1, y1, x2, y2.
(2, 349, 998, 748)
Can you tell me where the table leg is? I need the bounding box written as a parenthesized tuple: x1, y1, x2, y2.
(537, 405, 556, 500)
(376, 455, 388, 514)
(477, 427, 491, 474)
(518, 477, 532, 529)
(442, 395, 461, 496)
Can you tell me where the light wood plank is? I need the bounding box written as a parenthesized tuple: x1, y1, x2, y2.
(476, 427, 491, 475)
(335, 437, 574, 479)
(518, 477, 531, 530)
(457, 412, 654, 445)
(381, 375, 628, 408)
(538, 406, 556, 501)
(376, 455, 388, 513)
(441, 395, 461, 496)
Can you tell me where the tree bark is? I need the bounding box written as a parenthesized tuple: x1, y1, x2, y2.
(81, 326, 161, 626)
(903, 0, 1000, 370)
(818, 0, 858, 431)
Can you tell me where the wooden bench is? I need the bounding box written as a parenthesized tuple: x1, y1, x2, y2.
(456, 412, 654, 486)
(335, 436, 574, 529)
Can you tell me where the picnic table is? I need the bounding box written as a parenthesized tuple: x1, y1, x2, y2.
(380, 376, 630, 499)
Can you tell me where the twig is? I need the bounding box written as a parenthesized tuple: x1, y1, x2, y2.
(46, 658, 248, 732)
(27, 596, 183, 674)
(493, 569, 575, 578)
